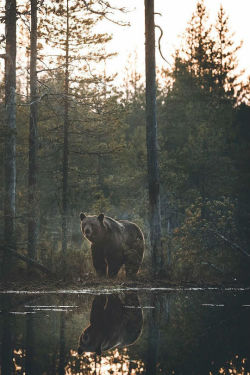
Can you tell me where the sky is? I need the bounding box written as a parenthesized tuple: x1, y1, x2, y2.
(0, 0, 249, 88)
(101, 0, 250, 84)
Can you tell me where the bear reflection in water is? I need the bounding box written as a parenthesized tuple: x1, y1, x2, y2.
(80, 213, 145, 278)
(78, 293, 143, 355)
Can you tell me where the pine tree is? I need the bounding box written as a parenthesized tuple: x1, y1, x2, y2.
(40, 0, 113, 257)
(145, 0, 162, 274)
(158, 0, 247, 268)
(184, 0, 213, 84)
(2, 0, 16, 277)
(28, 0, 38, 262)
(159, 1, 244, 214)
(214, 5, 242, 99)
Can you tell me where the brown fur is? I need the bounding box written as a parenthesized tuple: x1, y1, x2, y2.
(78, 293, 143, 355)
(80, 213, 145, 278)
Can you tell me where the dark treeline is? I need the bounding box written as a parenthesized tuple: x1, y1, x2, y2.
(0, 0, 249, 283)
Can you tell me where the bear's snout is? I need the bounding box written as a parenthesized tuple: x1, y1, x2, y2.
(84, 227, 93, 240)
(85, 228, 91, 236)
(81, 224, 92, 239)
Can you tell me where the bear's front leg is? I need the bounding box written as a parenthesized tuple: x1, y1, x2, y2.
(92, 246, 107, 278)
(108, 261, 121, 279)
(107, 259, 122, 278)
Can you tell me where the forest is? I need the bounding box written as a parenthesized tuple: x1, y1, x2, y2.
(0, 0, 250, 286)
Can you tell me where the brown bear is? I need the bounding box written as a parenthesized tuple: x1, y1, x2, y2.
(80, 213, 144, 278)
(78, 293, 143, 355)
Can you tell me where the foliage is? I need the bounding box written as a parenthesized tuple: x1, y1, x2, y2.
(157, 1, 250, 282)
(170, 197, 246, 283)
(0, 0, 250, 283)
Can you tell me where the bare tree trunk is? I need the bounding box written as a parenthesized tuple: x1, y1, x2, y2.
(62, 0, 70, 259)
(28, 0, 38, 263)
(144, 0, 162, 275)
(2, 0, 16, 278)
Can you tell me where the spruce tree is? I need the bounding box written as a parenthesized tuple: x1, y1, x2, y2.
(159, 1, 244, 214)
(184, 0, 213, 85)
(214, 5, 242, 99)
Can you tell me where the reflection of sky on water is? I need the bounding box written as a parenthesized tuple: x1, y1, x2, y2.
(66, 348, 145, 375)
(10, 347, 250, 375)
(12, 347, 145, 375)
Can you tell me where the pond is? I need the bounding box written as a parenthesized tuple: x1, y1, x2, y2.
(0, 287, 250, 374)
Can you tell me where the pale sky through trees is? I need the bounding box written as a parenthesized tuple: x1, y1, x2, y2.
(0, 0, 249, 87)
(100, 0, 250, 85)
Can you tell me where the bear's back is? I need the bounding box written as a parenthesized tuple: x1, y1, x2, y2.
(119, 220, 144, 243)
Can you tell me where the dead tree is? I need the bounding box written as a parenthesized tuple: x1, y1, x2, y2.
(2, 0, 16, 277)
(28, 0, 38, 262)
(61, 0, 70, 260)
(144, 0, 162, 275)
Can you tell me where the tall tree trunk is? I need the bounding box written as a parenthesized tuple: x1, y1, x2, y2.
(2, 0, 16, 277)
(28, 0, 38, 263)
(61, 0, 69, 258)
(144, 0, 162, 275)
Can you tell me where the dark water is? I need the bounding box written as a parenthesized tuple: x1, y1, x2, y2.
(0, 287, 250, 375)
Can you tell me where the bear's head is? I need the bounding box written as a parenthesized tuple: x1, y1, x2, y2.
(78, 325, 103, 355)
(80, 213, 106, 244)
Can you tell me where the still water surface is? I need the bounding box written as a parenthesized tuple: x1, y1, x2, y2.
(0, 287, 250, 374)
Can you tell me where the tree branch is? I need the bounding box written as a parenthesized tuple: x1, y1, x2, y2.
(82, 0, 129, 26)
(155, 25, 171, 67)
(208, 228, 250, 259)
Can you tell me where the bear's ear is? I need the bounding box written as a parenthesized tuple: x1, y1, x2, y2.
(80, 212, 86, 221)
(98, 213, 104, 222)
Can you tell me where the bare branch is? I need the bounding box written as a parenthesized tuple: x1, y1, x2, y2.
(208, 228, 250, 259)
(17, 92, 48, 106)
(82, 0, 129, 26)
(70, 146, 123, 156)
(155, 24, 171, 67)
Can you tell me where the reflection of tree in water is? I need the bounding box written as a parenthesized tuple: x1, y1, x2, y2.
(25, 313, 35, 374)
(59, 297, 66, 375)
(1, 296, 14, 374)
(155, 292, 250, 375)
(145, 294, 168, 375)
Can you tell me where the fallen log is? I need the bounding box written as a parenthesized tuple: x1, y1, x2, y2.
(5, 246, 54, 275)
(208, 228, 250, 261)
(201, 261, 224, 274)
